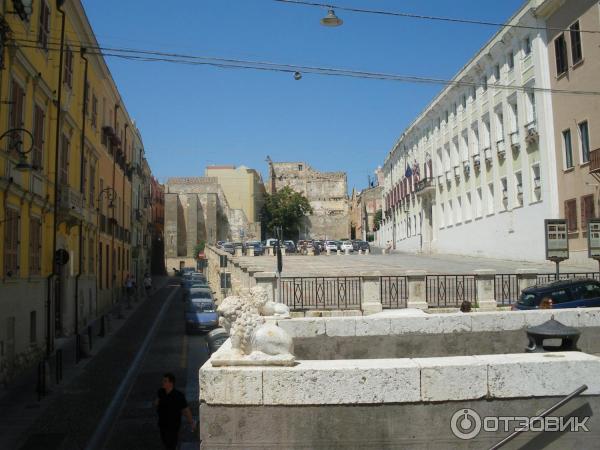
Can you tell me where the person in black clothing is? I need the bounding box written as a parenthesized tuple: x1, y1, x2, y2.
(155, 373, 195, 449)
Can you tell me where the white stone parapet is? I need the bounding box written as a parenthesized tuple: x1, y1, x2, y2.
(201, 351, 600, 405)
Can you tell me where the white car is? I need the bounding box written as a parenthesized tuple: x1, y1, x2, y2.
(340, 241, 354, 252)
(325, 241, 338, 251)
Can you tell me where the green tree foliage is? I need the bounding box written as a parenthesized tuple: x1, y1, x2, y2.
(373, 210, 382, 231)
(193, 241, 206, 259)
(261, 186, 312, 239)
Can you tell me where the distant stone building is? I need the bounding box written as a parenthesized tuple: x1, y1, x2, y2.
(268, 161, 350, 239)
(205, 165, 265, 240)
(351, 185, 383, 241)
(164, 175, 261, 271)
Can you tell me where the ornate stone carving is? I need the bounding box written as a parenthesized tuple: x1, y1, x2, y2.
(212, 287, 295, 366)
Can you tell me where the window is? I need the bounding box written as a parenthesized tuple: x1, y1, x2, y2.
(88, 238, 94, 274)
(579, 121, 590, 163)
(507, 51, 514, 71)
(523, 36, 531, 56)
(8, 79, 25, 153)
(570, 21, 583, 65)
(59, 134, 70, 185)
(64, 46, 74, 88)
(525, 91, 536, 124)
(98, 242, 103, 289)
(461, 95, 467, 109)
(549, 289, 571, 304)
(515, 171, 523, 207)
(30, 311, 37, 343)
(29, 217, 41, 275)
(481, 75, 487, 92)
(89, 162, 96, 208)
(494, 64, 500, 81)
(563, 129, 573, 169)
(3, 207, 20, 277)
(447, 200, 453, 226)
(37, 1, 50, 50)
(495, 111, 504, 142)
(456, 197, 462, 223)
(581, 195, 595, 230)
(554, 34, 568, 76)
(32, 105, 45, 169)
(565, 198, 577, 232)
(91, 94, 98, 128)
(476, 188, 483, 218)
(84, 82, 90, 116)
(440, 203, 445, 228)
(572, 283, 600, 300)
(465, 193, 472, 221)
(531, 164, 541, 201)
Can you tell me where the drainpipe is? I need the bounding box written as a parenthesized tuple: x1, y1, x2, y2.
(123, 123, 128, 282)
(74, 47, 88, 360)
(47, 0, 67, 357)
(111, 104, 119, 303)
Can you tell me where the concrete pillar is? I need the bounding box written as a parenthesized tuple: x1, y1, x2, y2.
(281, 247, 286, 256)
(254, 272, 277, 303)
(307, 248, 315, 256)
(344, 248, 350, 255)
(247, 246, 255, 257)
(336, 250, 342, 256)
(517, 269, 538, 293)
(361, 273, 383, 315)
(406, 270, 428, 310)
(475, 269, 497, 310)
(365, 248, 370, 255)
(234, 247, 243, 257)
(326, 248, 331, 256)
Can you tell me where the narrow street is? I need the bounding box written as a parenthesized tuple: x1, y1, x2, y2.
(15, 279, 209, 450)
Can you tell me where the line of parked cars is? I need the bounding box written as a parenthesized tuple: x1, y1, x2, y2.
(180, 270, 219, 334)
(216, 239, 371, 256)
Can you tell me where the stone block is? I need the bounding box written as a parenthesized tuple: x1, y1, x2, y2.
(480, 352, 600, 398)
(470, 311, 527, 332)
(329, 310, 346, 317)
(355, 317, 391, 336)
(290, 311, 305, 318)
(362, 302, 383, 315)
(262, 359, 421, 405)
(417, 356, 487, 401)
(520, 309, 580, 327)
(276, 317, 326, 338)
(342, 310, 362, 317)
(325, 317, 357, 336)
(389, 313, 472, 335)
(200, 363, 263, 405)
(548, 309, 582, 327)
(578, 308, 600, 327)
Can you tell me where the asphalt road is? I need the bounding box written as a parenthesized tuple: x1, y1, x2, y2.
(17, 279, 210, 450)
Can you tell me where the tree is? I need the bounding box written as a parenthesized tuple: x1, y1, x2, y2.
(193, 241, 206, 259)
(261, 186, 312, 240)
(373, 209, 382, 232)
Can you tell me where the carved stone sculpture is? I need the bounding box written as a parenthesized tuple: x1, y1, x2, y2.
(212, 287, 295, 366)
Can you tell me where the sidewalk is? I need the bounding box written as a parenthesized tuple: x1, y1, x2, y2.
(0, 276, 171, 450)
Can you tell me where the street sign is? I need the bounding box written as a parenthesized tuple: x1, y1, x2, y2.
(544, 219, 569, 261)
(588, 219, 600, 259)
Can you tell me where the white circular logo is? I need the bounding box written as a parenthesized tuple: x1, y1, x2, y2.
(451, 408, 482, 440)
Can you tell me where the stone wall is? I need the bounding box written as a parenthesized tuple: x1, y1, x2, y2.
(269, 162, 350, 239)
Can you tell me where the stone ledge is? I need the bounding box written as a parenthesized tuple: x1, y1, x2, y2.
(200, 352, 600, 406)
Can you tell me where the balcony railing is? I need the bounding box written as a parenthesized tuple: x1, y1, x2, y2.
(589, 148, 600, 174)
(415, 177, 435, 195)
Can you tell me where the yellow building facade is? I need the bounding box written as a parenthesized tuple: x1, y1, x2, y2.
(0, 1, 149, 383)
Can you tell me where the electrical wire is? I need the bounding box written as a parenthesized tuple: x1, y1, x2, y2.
(272, 0, 600, 34)
(9, 38, 600, 97)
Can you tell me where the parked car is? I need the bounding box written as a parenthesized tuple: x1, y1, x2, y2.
(512, 278, 600, 310)
(354, 240, 370, 252)
(340, 240, 354, 252)
(284, 240, 296, 253)
(325, 241, 338, 251)
(264, 238, 280, 248)
(246, 240, 264, 255)
(313, 240, 324, 253)
(222, 242, 235, 255)
(185, 299, 219, 334)
(216, 241, 225, 249)
(189, 287, 215, 302)
(207, 327, 229, 353)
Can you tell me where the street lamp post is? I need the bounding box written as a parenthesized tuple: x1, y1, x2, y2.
(0, 128, 36, 171)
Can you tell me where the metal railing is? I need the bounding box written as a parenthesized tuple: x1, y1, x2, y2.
(589, 148, 600, 174)
(495, 274, 520, 306)
(380, 276, 408, 309)
(280, 277, 362, 311)
(426, 275, 477, 307)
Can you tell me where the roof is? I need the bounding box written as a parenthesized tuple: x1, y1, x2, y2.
(524, 277, 597, 292)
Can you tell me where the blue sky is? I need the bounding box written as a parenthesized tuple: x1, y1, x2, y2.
(82, 0, 525, 191)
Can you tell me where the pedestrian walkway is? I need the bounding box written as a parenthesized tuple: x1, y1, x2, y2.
(0, 277, 171, 450)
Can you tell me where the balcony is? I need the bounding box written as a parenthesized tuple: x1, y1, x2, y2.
(589, 148, 600, 175)
(472, 154, 481, 170)
(524, 120, 539, 144)
(509, 131, 520, 151)
(463, 161, 471, 177)
(483, 146, 493, 164)
(57, 186, 83, 226)
(496, 139, 506, 159)
(415, 178, 436, 197)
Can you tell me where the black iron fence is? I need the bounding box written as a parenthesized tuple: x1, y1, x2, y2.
(426, 275, 477, 307)
(495, 274, 520, 306)
(380, 276, 408, 309)
(280, 277, 362, 311)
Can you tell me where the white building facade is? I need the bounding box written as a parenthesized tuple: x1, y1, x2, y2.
(379, 0, 560, 262)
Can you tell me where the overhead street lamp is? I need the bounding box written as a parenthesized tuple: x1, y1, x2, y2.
(321, 8, 343, 27)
